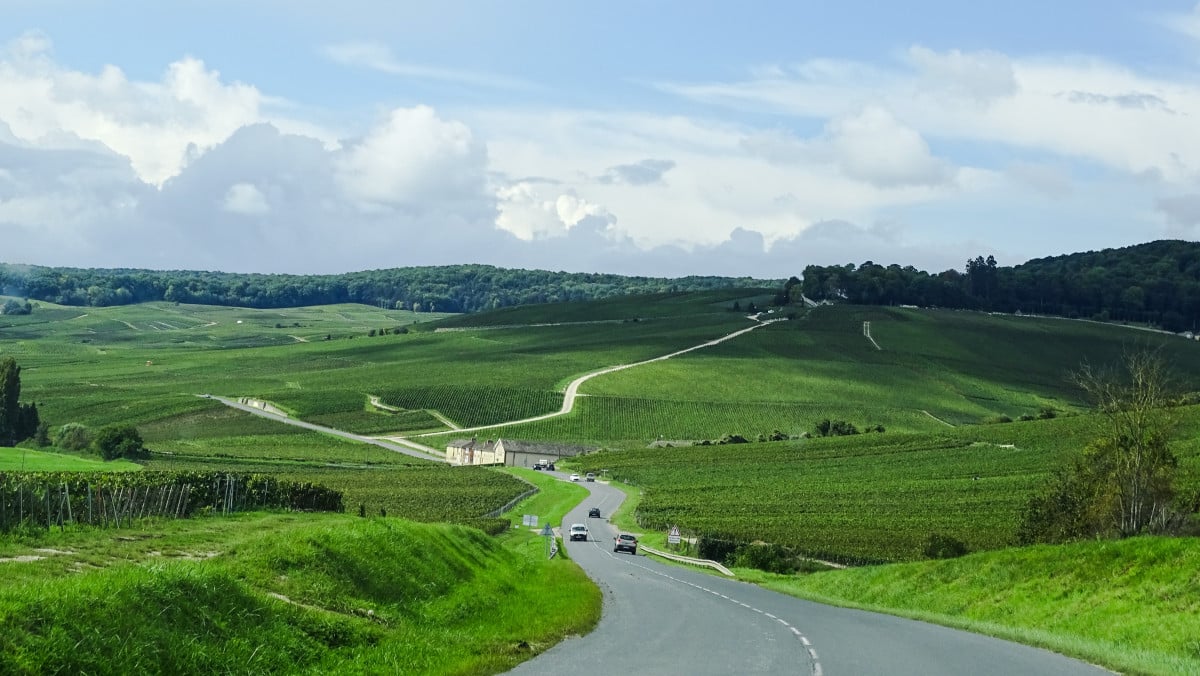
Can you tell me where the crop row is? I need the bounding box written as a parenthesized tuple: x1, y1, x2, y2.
(572, 411, 1200, 563)
(142, 454, 531, 525)
(0, 471, 343, 533)
(470, 395, 922, 443)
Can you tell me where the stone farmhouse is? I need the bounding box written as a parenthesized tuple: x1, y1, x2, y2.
(445, 438, 596, 467)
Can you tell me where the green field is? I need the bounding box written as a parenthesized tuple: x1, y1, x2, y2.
(571, 407, 1200, 564)
(4, 289, 1200, 674)
(8, 294, 1200, 546)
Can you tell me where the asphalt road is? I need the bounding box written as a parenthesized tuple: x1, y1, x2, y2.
(507, 477, 1112, 676)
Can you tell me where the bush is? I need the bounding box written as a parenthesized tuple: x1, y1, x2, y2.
(696, 535, 741, 563)
(813, 419, 859, 437)
(92, 424, 147, 460)
(1, 299, 31, 315)
(732, 543, 799, 574)
(55, 423, 91, 451)
(983, 415, 1013, 424)
(922, 532, 968, 559)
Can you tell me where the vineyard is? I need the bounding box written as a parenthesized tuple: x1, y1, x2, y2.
(380, 385, 563, 428)
(573, 408, 1200, 564)
(143, 455, 531, 525)
(453, 394, 927, 444)
(0, 471, 343, 533)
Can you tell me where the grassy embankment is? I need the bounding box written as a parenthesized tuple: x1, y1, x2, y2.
(0, 514, 600, 674)
(0, 468, 599, 674)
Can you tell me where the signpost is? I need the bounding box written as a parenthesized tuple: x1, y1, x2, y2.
(541, 523, 556, 558)
(522, 514, 539, 528)
(667, 525, 681, 546)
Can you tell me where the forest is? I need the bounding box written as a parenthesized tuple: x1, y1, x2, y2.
(798, 240, 1200, 332)
(0, 263, 766, 314)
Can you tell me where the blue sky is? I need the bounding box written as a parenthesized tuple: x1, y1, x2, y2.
(2, 1, 1199, 277)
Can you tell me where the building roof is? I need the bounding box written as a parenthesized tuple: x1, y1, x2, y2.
(500, 439, 595, 456)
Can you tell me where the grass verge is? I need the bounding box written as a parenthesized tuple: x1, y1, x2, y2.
(0, 513, 601, 674)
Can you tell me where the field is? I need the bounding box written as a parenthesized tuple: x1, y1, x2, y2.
(572, 407, 1200, 564)
(6, 292, 1200, 559)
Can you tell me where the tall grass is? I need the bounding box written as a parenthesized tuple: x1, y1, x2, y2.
(0, 516, 600, 674)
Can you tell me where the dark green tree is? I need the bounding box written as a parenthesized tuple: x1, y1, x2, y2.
(0, 357, 19, 446)
(92, 424, 147, 460)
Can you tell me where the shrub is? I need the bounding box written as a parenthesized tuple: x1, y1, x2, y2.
(922, 532, 968, 559)
(55, 423, 91, 451)
(813, 419, 859, 437)
(983, 415, 1013, 424)
(697, 534, 741, 563)
(733, 543, 799, 574)
(92, 424, 148, 460)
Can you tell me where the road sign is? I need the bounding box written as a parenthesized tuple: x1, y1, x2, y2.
(667, 525, 681, 545)
(540, 524, 554, 537)
(523, 514, 538, 527)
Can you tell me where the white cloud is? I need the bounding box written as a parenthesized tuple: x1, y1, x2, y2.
(334, 106, 490, 218)
(598, 158, 676, 185)
(662, 46, 1200, 186)
(1157, 193, 1200, 232)
(907, 45, 1017, 102)
(495, 181, 614, 240)
(824, 106, 952, 187)
(222, 183, 270, 214)
(1161, 2, 1200, 42)
(1006, 161, 1073, 198)
(323, 41, 534, 90)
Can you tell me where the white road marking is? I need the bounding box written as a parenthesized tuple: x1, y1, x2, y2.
(589, 503, 823, 676)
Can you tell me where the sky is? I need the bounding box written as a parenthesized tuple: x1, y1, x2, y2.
(2, 1, 1200, 278)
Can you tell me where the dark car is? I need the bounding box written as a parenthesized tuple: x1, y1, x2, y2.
(585, 472, 596, 482)
(588, 507, 601, 518)
(613, 533, 638, 554)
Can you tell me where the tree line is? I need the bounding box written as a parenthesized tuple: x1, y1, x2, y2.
(798, 239, 1200, 332)
(0, 263, 768, 314)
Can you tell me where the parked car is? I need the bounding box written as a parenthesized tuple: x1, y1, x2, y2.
(585, 472, 596, 482)
(569, 473, 580, 482)
(613, 533, 638, 554)
(569, 523, 589, 541)
(546, 462, 556, 471)
(531, 462, 544, 470)
(588, 507, 601, 518)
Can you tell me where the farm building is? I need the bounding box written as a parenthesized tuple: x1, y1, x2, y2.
(445, 438, 596, 467)
(445, 438, 503, 466)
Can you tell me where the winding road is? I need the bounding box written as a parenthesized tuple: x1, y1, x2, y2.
(209, 315, 780, 459)
(510, 478, 1111, 676)
(205, 316, 1113, 673)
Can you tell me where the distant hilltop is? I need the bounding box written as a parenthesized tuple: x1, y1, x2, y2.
(0, 263, 775, 314)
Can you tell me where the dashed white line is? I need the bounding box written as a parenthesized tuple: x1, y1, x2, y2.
(595, 535, 823, 676)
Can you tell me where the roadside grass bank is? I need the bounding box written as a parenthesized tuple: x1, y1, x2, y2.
(500, 468, 590, 529)
(743, 537, 1200, 676)
(0, 514, 600, 674)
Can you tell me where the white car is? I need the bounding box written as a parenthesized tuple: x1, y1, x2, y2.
(569, 473, 580, 481)
(569, 524, 589, 541)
